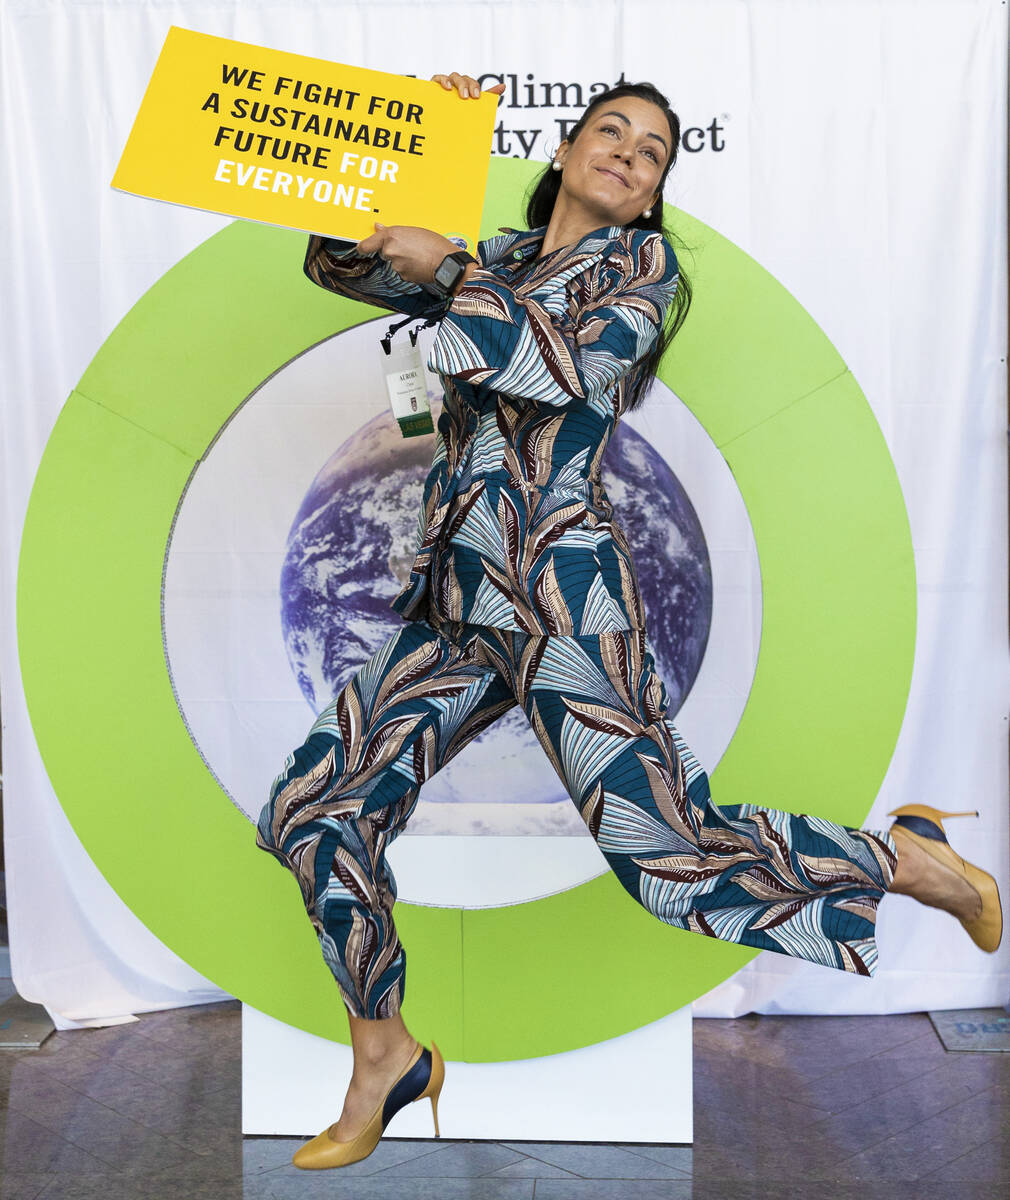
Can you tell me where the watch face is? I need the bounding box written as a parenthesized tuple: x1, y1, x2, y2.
(434, 256, 462, 290)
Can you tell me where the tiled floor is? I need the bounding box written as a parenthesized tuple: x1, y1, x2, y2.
(0, 992, 1008, 1199)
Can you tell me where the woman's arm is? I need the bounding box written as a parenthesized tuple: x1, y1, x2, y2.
(426, 228, 680, 408)
(303, 234, 446, 318)
(303, 71, 505, 318)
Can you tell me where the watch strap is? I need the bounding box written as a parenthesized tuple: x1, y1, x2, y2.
(433, 250, 476, 296)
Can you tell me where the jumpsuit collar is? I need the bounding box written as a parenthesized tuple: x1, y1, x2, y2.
(495, 223, 626, 268)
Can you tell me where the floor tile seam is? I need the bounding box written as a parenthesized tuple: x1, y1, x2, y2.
(905, 1080, 1008, 1135)
(884, 1044, 1006, 1085)
(0, 1171, 56, 1200)
(764, 1109, 925, 1165)
(610, 1142, 694, 1163)
(108, 1042, 230, 1072)
(14, 1095, 208, 1173)
(476, 1157, 564, 1177)
(360, 1152, 535, 1180)
(700, 1078, 839, 1120)
(801, 1085, 1001, 1180)
(353, 1141, 476, 1176)
(801, 1056, 998, 1128)
(199, 1078, 244, 1099)
(486, 1163, 581, 1179)
(49, 1138, 207, 1178)
(246, 1157, 310, 1178)
(131, 1033, 242, 1054)
(623, 1156, 690, 1176)
(136, 1012, 241, 1029)
(10, 1182, 57, 1200)
(693, 1051, 846, 1091)
(787, 1041, 943, 1089)
(694, 1050, 884, 1091)
(693, 1093, 837, 1132)
(491, 1167, 694, 1181)
(694, 1014, 918, 1034)
(498, 1146, 598, 1178)
(1, 1106, 115, 1172)
(12, 1057, 185, 1112)
(782, 1080, 926, 1126)
(242, 1164, 295, 1180)
(77, 1099, 238, 1152)
(19, 1046, 107, 1074)
(602, 1145, 695, 1174)
(690, 1171, 843, 1186)
(134, 1025, 241, 1041)
(4, 1084, 172, 1139)
(181, 1092, 242, 1123)
(493, 1147, 693, 1181)
(106, 1059, 238, 1102)
(28, 1041, 213, 1094)
(129, 1160, 247, 1179)
(912, 1135, 1001, 1182)
(719, 1115, 911, 1172)
(91, 1019, 234, 1051)
(794, 1055, 979, 1125)
(792, 1049, 947, 1097)
(768, 1035, 941, 1089)
(8, 1061, 211, 1140)
(719, 1032, 940, 1080)
(369, 1170, 581, 1181)
(157, 1124, 240, 1158)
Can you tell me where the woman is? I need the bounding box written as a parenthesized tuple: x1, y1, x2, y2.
(256, 72, 1002, 1169)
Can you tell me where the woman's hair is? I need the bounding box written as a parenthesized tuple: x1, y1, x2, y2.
(524, 81, 692, 411)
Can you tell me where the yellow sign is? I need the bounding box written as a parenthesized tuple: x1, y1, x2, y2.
(112, 27, 497, 252)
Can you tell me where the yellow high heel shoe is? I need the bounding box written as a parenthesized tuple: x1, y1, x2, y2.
(292, 1040, 444, 1170)
(887, 805, 1003, 953)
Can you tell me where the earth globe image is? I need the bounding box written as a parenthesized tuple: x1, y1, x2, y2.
(279, 406, 712, 834)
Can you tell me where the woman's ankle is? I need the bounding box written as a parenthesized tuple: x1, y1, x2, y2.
(347, 1013, 418, 1070)
(356, 1035, 418, 1071)
(890, 828, 981, 920)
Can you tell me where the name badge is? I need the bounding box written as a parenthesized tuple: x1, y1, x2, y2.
(382, 334, 434, 438)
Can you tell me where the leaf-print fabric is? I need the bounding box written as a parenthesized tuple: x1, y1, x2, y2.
(256, 615, 898, 1019)
(303, 221, 680, 634)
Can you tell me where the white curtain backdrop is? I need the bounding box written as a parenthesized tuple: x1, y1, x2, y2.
(1, 0, 1007, 1030)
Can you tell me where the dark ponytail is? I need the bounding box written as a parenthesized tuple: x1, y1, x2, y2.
(524, 81, 692, 411)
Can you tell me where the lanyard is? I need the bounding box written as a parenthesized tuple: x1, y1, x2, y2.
(379, 299, 447, 356)
(379, 300, 448, 439)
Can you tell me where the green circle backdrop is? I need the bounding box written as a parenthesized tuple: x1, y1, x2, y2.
(16, 158, 916, 1061)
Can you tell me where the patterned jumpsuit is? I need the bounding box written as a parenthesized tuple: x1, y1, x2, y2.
(255, 224, 898, 1019)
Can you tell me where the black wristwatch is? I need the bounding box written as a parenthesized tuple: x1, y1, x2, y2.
(431, 250, 476, 298)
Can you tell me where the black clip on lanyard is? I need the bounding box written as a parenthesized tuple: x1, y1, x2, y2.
(379, 299, 450, 356)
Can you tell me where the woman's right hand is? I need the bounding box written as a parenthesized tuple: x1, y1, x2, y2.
(430, 72, 506, 100)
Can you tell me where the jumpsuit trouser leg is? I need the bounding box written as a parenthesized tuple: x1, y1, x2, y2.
(256, 617, 900, 1018)
(255, 617, 519, 1019)
(516, 625, 899, 976)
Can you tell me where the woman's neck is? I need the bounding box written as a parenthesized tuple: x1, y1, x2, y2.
(537, 194, 616, 259)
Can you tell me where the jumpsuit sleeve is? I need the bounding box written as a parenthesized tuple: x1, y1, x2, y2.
(425, 228, 679, 408)
(303, 234, 448, 318)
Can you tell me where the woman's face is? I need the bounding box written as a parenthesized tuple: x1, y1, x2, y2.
(556, 96, 670, 227)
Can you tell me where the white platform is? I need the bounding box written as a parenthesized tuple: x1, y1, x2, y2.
(242, 1001, 693, 1144)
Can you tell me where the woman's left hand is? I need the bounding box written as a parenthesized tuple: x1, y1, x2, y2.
(355, 223, 461, 285)
(430, 72, 506, 100)
(353, 73, 504, 283)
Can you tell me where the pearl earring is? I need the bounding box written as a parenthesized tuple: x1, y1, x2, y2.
(552, 160, 562, 171)
(643, 207, 652, 218)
